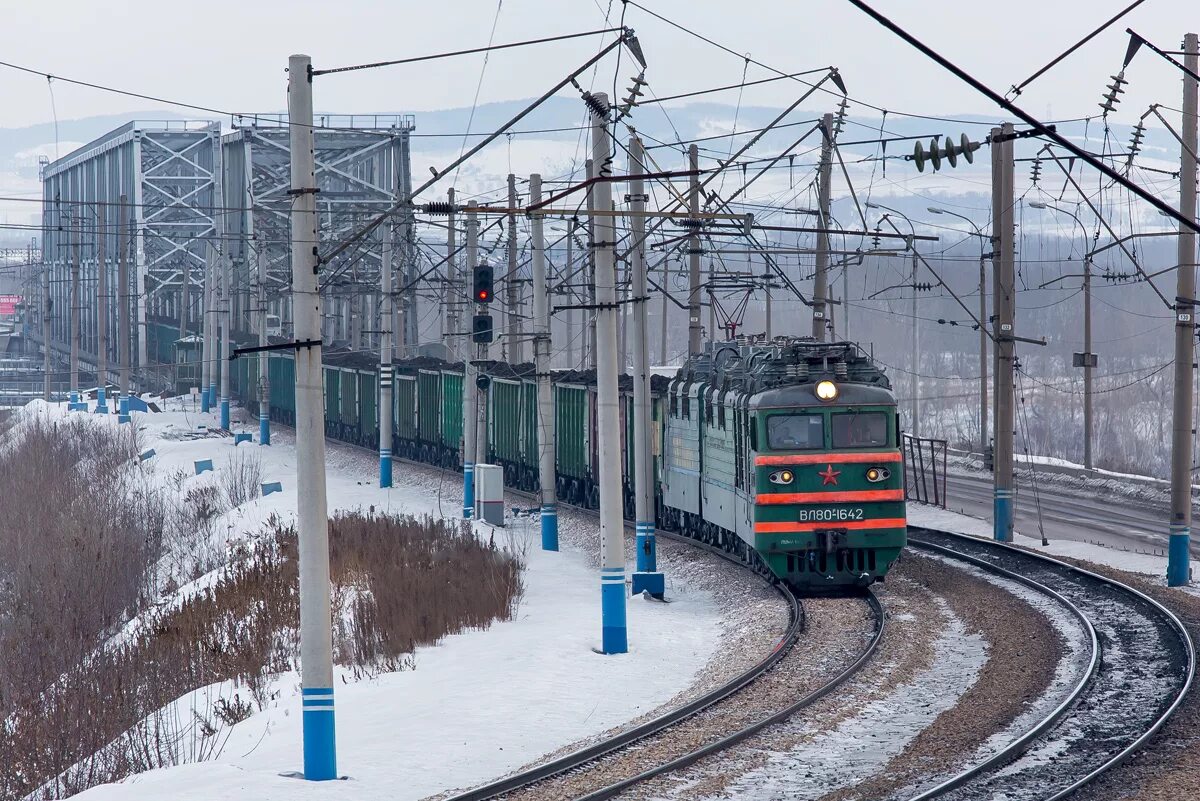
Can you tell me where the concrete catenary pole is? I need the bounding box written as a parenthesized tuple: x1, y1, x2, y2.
(289, 53, 337, 780)
(992, 123, 1017, 543)
(445, 188, 457, 347)
(42, 255, 51, 402)
(118, 194, 131, 415)
(687, 144, 702, 356)
(1168, 33, 1198, 587)
(219, 255, 232, 429)
(69, 218, 80, 403)
(380, 219, 394, 488)
(203, 243, 215, 411)
(506, 173, 522, 363)
(629, 134, 664, 597)
(980, 250, 988, 455)
(590, 92, 628, 653)
(1083, 254, 1093, 470)
(812, 113, 834, 341)
(462, 200, 480, 518)
(911, 249, 920, 438)
(96, 203, 109, 412)
(530, 174, 558, 551)
(255, 249, 271, 445)
(660, 257, 670, 363)
(587, 158, 598, 369)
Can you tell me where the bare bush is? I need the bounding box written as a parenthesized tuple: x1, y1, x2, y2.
(1, 502, 523, 800)
(220, 449, 263, 508)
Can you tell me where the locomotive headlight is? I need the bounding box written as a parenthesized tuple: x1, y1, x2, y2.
(865, 467, 891, 483)
(815, 380, 839, 401)
(769, 470, 794, 485)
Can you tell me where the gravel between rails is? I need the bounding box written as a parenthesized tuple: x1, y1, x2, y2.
(492, 595, 874, 801)
(1004, 556, 1200, 801)
(815, 552, 1069, 801)
(908, 530, 1192, 801)
(615, 576, 930, 801)
(386, 457, 794, 801)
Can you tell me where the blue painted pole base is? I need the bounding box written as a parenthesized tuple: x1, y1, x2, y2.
(301, 688, 337, 781)
(220, 398, 230, 430)
(601, 568, 628, 654)
(118, 414, 131, 424)
(633, 522, 664, 597)
(1168, 526, 1191, 586)
(463, 464, 474, 519)
(380, 449, 393, 488)
(68, 390, 79, 405)
(119, 396, 130, 417)
(993, 489, 1013, 542)
(541, 504, 559, 551)
(208, 383, 217, 410)
(95, 388, 108, 414)
(201, 392, 211, 413)
(632, 571, 665, 598)
(260, 414, 271, 445)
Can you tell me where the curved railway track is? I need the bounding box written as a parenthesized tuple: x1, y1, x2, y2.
(372, 451, 886, 801)
(904, 527, 1195, 801)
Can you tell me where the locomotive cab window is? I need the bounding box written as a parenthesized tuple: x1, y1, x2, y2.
(766, 414, 824, 450)
(832, 411, 889, 448)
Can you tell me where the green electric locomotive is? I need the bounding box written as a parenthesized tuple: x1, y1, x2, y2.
(659, 339, 905, 591)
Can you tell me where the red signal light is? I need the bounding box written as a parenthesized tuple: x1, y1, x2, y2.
(476, 289, 491, 302)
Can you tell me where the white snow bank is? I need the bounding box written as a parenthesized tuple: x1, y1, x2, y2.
(20, 398, 724, 801)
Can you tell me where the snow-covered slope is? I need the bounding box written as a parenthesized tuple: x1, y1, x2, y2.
(17, 397, 725, 800)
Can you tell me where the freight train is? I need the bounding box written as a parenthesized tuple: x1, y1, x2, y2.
(227, 337, 905, 591)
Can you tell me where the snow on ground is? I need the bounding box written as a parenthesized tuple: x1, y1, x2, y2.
(17, 397, 724, 801)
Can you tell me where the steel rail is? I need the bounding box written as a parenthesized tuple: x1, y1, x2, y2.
(903, 535, 1099, 800)
(574, 590, 886, 801)
(437, 485, 804, 801)
(313, 438, 811, 801)
(906, 527, 1196, 800)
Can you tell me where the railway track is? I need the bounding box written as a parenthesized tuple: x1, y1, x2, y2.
(904, 527, 1195, 801)
(375, 451, 886, 801)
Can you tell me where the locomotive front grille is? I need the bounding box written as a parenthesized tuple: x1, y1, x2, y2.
(786, 548, 878, 574)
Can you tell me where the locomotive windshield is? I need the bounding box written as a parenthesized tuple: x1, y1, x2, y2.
(766, 414, 824, 450)
(832, 411, 889, 448)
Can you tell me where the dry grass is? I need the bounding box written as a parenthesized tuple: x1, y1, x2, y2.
(0, 443, 524, 801)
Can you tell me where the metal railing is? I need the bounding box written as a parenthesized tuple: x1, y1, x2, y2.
(902, 433, 948, 508)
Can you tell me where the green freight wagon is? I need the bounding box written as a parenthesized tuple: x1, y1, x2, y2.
(395, 373, 418, 456)
(555, 381, 592, 506)
(417, 369, 442, 463)
(358, 369, 378, 447)
(339, 366, 359, 441)
(323, 367, 340, 437)
(440, 368, 464, 468)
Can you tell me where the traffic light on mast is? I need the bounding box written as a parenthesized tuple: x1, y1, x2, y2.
(473, 263, 494, 304)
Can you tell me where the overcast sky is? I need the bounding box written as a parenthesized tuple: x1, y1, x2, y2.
(2, 1, 1195, 129)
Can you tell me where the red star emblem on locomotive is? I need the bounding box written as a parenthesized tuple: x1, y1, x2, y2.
(818, 464, 841, 485)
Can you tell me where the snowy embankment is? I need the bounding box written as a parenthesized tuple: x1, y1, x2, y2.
(17, 397, 727, 801)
